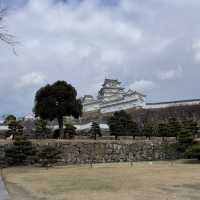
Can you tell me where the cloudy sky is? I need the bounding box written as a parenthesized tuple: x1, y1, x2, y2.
(0, 0, 200, 116)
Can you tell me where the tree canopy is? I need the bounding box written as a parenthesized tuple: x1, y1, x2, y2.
(4, 114, 16, 125)
(35, 119, 50, 139)
(142, 122, 154, 139)
(33, 81, 82, 138)
(108, 110, 137, 140)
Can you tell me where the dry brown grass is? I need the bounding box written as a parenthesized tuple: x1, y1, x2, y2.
(3, 161, 200, 200)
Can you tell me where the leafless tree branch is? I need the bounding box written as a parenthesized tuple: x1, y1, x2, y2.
(0, 8, 18, 46)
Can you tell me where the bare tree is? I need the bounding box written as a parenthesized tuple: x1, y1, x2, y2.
(0, 8, 16, 45)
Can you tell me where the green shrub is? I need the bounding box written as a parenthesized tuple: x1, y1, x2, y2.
(177, 130, 194, 152)
(108, 110, 138, 140)
(142, 122, 154, 139)
(185, 144, 200, 160)
(38, 145, 61, 167)
(35, 119, 51, 139)
(5, 136, 37, 166)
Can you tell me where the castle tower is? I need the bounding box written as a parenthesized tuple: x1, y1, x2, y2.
(97, 79, 125, 102)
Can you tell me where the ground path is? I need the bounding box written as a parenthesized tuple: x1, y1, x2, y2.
(0, 176, 9, 200)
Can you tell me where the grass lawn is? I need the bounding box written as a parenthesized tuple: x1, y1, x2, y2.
(3, 161, 200, 200)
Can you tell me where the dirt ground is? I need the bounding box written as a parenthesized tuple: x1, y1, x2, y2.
(3, 161, 200, 200)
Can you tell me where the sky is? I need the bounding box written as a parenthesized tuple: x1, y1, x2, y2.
(0, 0, 200, 117)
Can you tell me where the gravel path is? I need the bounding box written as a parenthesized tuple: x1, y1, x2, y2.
(0, 176, 10, 200)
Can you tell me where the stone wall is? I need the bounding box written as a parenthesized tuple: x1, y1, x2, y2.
(80, 104, 200, 125)
(0, 140, 180, 165)
(25, 140, 181, 164)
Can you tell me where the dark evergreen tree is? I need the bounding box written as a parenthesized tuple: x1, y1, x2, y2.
(177, 129, 194, 152)
(108, 110, 135, 140)
(131, 121, 139, 139)
(168, 117, 181, 138)
(185, 144, 200, 160)
(35, 119, 50, 139)
(182, 119, 199, 138)
(4, 115, 16, 125)
(7, 119, 24, 139)
(33, 81, 82, 138)
(157, 122, 169, 140)
(5, 136, 37, 166)
(89, 122, 102, 140)
(38, 145, 61, 168)
(142, 122, 154, 139)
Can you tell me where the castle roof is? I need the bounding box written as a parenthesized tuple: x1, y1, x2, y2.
(82, 95, 94, 102)
(103, 79, 121, 86)
(125, 89, 146, 97)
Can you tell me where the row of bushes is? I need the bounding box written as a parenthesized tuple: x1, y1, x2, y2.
(108, 111, 199, 140)
(1, 136, 61, 167)
(3, 111, 200, 141)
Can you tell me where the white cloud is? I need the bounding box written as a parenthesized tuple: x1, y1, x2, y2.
(0, 0, 200, 115)
(129, 80, 156, 92)
(192, 40, 200, 62)
(157, 66, 183, 80)
(15, 72, 46, 89)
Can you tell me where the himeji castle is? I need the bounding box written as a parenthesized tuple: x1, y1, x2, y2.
(81, 78, 200, 114)
(82, 79, 146, 114)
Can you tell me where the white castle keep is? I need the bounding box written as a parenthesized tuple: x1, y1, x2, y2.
(82, 79, 146, 113)
(82, 78, 200, 114)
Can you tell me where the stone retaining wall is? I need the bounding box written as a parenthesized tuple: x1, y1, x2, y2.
(36, 140, 179, 164)
(0, 140, 180, 165)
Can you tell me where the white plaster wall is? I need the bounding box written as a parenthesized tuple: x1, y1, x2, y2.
(101, 100, 142, 113)
(102, 95, 123, 102)
(0, 126, 8, 131)
(75, 123, 109, 130)
(83, 102, 100, 112)
(145, 101, 200, 109)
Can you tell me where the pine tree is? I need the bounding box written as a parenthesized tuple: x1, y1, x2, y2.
(177, 129, 194, 152)
(90, 122, 102, 140)
(157, 122, 169, 140)
(182, 119, 199, 138)
(35, 119, 50, 139)
(7, 119, 24, 139)
(168, 117, 181, 138)
(38, 145, 61, 168)
(5, 136, 37, 166)
(34, 81, 82, 138)
(185, 144, 200, 160)
(108, 111, 136, 140)
(4, 115, 16, 125)
(131, 121, 139, 139)
(143, 122, 154, 139)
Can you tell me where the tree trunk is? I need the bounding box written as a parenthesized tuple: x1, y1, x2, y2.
(58, 116, 64, 139)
